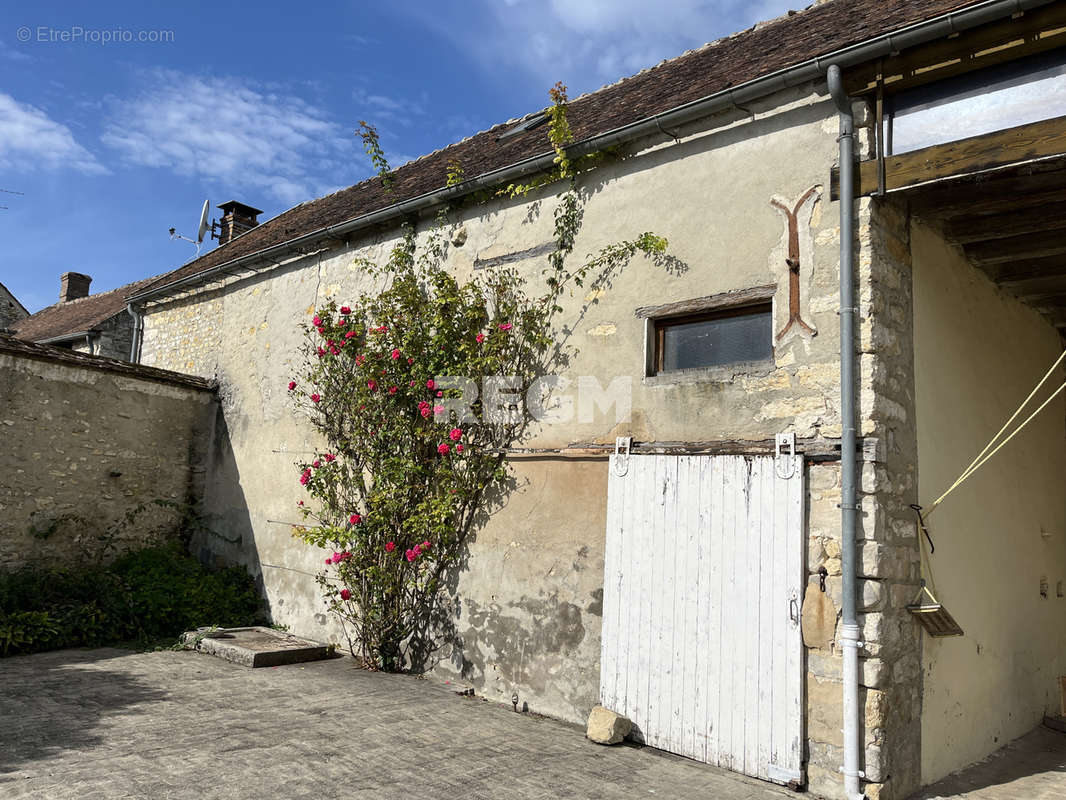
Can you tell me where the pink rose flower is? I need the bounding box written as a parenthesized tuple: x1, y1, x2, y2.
(456, 444, 464, 453)
(288, 380, 296, 390)
(498, 322, 513, 331)
(407, 357, 414, 365)
(312, 316, 322, 326)
(331, 552, 341, 564)
(409, 380, 416, 386)
(420, 407, 431, 418)
(349, 513, 362, 525)
(436, 390, 443, 397)
(355, 354, 365, 366)
(325, 453, 335, 462)
(300, 474, 309, 486)
(317, 347, 325, 357)
(340, 588, 351, 600)
(449, 428, 462, 441)
(421, 540, 431, 550)
(325, 557, 332, 565)
(367, 380, 377, 391)
(345, 331, 356, 339)
(437, 443, 450, 455)
(340, 306, 351, 315)
(389, 386, 398, 395)
(312, 459, 321, 468)
(391, 349, 401, 360)
(405, 549, 415, 562)
(433, 405, 444, 415)
(310, 393, 321, 403)
(476, 333, 485, 343)
(426, 379, 435, 389)
(413, 544, 422, 557)
(385, 541, 396, 553)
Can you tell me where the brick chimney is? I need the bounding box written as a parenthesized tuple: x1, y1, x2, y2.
(217, 201, 263, 246)
(59, 272, 92, 302)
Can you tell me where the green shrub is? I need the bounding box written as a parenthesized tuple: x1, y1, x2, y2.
(0, 544, 262, 656)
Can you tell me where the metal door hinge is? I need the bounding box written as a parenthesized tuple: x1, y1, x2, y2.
(612, 436, 632, 476)
(775, 432, 797, 478)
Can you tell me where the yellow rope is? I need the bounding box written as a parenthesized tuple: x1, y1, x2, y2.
(925, 349, 1066, 519)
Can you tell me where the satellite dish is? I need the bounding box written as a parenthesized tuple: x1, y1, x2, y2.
(196, 199, 210, 244)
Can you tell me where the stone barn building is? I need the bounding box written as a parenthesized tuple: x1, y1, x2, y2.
(105, 1, 1066, 797)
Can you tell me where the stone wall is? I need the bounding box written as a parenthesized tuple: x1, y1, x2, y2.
(0, 283, 28, 331)
(0, 336, 217, 570)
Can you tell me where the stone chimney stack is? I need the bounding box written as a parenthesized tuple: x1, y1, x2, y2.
(59, 272, 92, 302)
(217, 201, 263, 246)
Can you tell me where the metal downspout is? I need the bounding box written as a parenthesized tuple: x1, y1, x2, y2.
(828, 63, 864, 800)
(126, 303, 143, 363)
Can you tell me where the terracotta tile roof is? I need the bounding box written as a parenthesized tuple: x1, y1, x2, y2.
(133, 0, 976, 300)
(11, 277, 156, 343)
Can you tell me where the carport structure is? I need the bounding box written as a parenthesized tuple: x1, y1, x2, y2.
(835, 4, 1066, 787)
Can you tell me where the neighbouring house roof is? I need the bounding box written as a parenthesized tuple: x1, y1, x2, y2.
(0, 281, 29, 319)
(130, 0, 981, 302)
(11, 277, 156, 344)
(0, 334, 215, 391)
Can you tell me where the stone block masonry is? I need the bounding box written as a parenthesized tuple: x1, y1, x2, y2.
(0, 336, 217, 570)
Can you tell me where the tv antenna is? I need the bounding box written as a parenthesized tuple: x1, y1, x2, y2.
(169, 199, 218, 256)
(0, 187, 24, 211)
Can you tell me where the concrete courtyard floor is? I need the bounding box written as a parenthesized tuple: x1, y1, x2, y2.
(0, 647, 1063, 800)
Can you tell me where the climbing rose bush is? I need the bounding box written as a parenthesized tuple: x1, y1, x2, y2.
(289, 223, 670, 669)
(288, 84, 672, 669)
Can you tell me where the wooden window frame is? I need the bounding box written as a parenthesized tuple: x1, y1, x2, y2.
(644, 300, 774, 378)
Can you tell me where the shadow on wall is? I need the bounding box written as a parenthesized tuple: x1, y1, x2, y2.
(192, 404, 266, 614)
(907, 725, 1066, 799)
(0, 648, 169, 775)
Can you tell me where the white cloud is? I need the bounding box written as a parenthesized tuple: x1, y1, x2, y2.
(428, 0, 805, 94)
(102, 70, 360, 205)
(0, 93, 106, 174)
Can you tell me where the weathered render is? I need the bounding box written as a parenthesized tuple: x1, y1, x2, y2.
(0, 337, 216, 570)
(911, 219, 1066, 783)
(133, 80, 915, 797)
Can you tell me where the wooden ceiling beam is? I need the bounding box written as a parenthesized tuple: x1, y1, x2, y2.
(994, 256, 1066, 285)
(910, 183, 1066, 221)
(941, 202, 1066, 244)
(832, 116, 1066, 199)
(964, 229, 1066, 266)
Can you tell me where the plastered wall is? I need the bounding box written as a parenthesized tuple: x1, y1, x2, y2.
(138, 87, 911, 797)
(912, 220, 1066, 783)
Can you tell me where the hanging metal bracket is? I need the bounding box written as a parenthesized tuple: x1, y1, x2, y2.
(611, 436, 632, 477)
(775, 432, 797, 478)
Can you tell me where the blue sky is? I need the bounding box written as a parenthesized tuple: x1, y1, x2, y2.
(0, 0, 800, 313)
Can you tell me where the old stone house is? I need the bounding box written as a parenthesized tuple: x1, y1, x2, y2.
(10, 272, 153, 360)
(89, 1, 1066, 798)
(0, 281, 29, 332)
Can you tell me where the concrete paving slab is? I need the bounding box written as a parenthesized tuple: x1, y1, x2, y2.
(180, 626, 332, 667)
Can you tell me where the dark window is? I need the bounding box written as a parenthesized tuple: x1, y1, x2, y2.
(651, 303, 772, 375)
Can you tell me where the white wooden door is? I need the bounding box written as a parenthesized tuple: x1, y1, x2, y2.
(600, 454, 805, 786)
